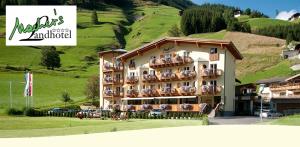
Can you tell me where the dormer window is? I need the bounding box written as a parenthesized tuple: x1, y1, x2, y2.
(210, 48, 218, 54)
(129, 59, 136, 69)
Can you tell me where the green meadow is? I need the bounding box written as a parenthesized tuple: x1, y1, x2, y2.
(0, 116, 203, 138)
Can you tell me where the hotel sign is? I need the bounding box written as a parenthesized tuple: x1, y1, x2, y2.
(6, 6, 77, 46)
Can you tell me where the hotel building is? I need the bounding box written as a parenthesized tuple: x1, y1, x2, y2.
(99, 37, 243, 115)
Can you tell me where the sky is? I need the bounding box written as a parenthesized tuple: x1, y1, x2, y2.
(192, 0, 300, 19)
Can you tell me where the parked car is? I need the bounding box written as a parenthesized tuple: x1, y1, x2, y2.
(258, 109, 283, 118)
(91, 109, 102, 118)
(148, 109, 166, 117)
(267, 110, 283, 118)
(48, 108, 64, 114)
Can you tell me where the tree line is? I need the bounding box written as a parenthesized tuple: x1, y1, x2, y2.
(253, 23, 300, 43)
(180, 4, 257, 35)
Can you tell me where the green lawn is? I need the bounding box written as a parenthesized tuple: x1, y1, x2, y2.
(268, 115, 300, 126)
(0, 116, 203, 138)
(125, 5, 180, 50)
(189, 30, 227, 39)
(0, 72, 87, 113)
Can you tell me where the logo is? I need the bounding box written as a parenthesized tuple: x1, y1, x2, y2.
(6, 6, 77, 46)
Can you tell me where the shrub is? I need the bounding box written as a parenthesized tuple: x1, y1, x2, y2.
(202, 116, 209, 125)
(24, 107, 36, 116)
(7, 108, 23, 115)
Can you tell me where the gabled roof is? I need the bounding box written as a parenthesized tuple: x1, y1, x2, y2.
(98, 49, 127, 56)
(117, 37, 243, 61)
(256, 74, 300, 84)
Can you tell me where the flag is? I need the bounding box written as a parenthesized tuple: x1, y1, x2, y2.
(24, 72, 33, 97)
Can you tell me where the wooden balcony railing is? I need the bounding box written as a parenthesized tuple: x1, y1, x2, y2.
(178, 86, 196, 96)
(209, 53, 219, 61)
(201, 85, 222, 95)
(201, 69, 222, 78)
(270, 83, 300, 91)
(142, 74, 159, 83)
(149, 55, 193, 68)
(160, 72, 178, 81)
(103, 77, 123, 85)
(160, 87, 180, 96)
(178, 70, 196, 80)
(127, 104, 201, 112)
(141, 89, 160, 97)
(126, 89, 139, 97)
(113, 91, 124, 97)
(103, 62, 123, 72)
(126, 76, 139, 84)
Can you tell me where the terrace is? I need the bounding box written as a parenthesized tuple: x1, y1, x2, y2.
(103, 62, 123, 72)
(201, 69, 222, 78)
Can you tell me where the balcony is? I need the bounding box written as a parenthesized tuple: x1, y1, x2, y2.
(142, 74, 159, 83)
(113, 91, 124, 97)
(103, 77, 123, 85)
(160, 72, 178, 81)
(179, 86, 196, 96)
(127, 104, 200, 111)
(178, 70, 196, 80)
(201, 85, 222, 95)
(103, 62, 123, 72)
(149, 55, 193, 68)
(160, 87, 180, 96)
(201, 69, 222, 78)
(209, 53, 219, 61)
(126, 89, 139, 98)
(141, 88, 160, 97)
(270, 83, 300, 91)
(126, 76, 139, 84)
(104, 90, 113, 97)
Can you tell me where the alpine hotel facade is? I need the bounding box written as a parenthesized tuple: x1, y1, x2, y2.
(99, 37, 243, 115)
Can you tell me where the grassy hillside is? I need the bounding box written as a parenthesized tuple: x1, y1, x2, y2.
(0, 6, 127, 113)
(189, 30, 227, 39)
(125, 5, 180, 50)
(246, 18, 291, 30)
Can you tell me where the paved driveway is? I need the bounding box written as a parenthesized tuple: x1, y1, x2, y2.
(209, 116, 268, 125)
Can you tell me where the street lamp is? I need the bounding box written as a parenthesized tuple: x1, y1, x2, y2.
(258, 84, 266, 122)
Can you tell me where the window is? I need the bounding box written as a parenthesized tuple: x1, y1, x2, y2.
(184, 67, 190, 71)
(165, 54, 171, 59)
(150, 70, 155, 75)
(210, 80, 217, 86)
(184, 51, 190, 57)
(116, 87, 121, 92)
(150, 85, 155, 89)
(210, 48, 217, 54)
(130, 59, 135, 64)
(166, 69, 172, 73)
(116, 74, 120, 79)
(143, 85, 146, 89)
(150, 56, 156, 59)
(130, 72, 135, 76)
(166, 83, 172, 88)
(130, 86, 133, 89)
(210, 64, 217, 70)
(202, 81, 207, 85)
(183, 82, 190, 86)
(129, 59, 135, 68)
